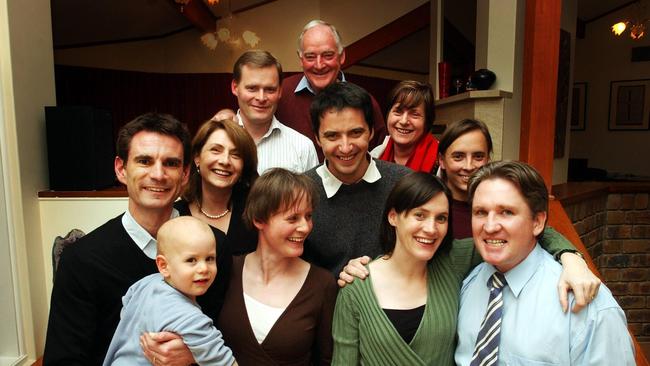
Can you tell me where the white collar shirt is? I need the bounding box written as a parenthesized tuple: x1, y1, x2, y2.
(121, 208, 179, 259)
(315, 156, 381, 198)
(236, 110, 318, 174)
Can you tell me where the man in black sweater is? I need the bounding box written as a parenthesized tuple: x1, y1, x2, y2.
(304, 82, 411, 275)
(43, 113, 220, 366)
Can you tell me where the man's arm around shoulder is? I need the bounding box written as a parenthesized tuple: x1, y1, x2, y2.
(571, 289, 635, 365)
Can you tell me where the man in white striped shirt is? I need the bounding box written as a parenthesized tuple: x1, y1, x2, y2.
(231, 50, 318, 175)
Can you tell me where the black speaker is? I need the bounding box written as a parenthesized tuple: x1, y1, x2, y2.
(45, 106, 116, 190)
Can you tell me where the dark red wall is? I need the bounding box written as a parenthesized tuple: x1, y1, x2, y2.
(54, 65, 399, 138)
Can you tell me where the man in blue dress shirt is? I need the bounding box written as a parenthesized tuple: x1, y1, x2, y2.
(455, 161, 634, 366)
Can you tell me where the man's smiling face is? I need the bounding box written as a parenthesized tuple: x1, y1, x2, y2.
(471, 178, 546, 273)
(115, 131, 187, 218)
(299, 24, 345, 93)
(231, 64, 281, 127)
(316, 107, 373, 184)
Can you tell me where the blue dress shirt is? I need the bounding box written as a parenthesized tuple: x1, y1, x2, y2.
(455, 244, 635, 365)
(294, 72, 346, 94)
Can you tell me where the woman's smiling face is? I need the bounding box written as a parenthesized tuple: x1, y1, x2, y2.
(389, 191, 449, 262)
(195, 128, 244, 191)
(386, 102, 427, 150)
(438, 129, 489, 201)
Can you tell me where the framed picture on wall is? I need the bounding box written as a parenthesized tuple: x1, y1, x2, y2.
(571, 82, 587, 131)
(608, 79, 650, 130)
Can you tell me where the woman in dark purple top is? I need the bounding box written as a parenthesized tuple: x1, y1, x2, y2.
(437, 119, 493, 239)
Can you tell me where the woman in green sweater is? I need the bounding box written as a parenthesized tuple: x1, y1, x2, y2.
(332, 171, 596, 365)
(333, 172, 476, 365)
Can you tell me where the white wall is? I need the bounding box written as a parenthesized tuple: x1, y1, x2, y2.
(500, 0, 524, 163)
(38, 198, 128, 296)
(476, 0, 519, 93)
(0, 96, 24, 365)
(474, 0, 524, 162)
(1, 0, 56, 362)
(572, 4, 650, 177)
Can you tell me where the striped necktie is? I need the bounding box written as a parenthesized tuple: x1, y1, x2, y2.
(470, 271, 508, 366)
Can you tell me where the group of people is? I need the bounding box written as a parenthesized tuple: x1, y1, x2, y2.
(43, 19, 634, 366)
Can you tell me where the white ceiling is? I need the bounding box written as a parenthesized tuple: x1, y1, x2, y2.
(51, 0, 188, 48)
(51, 0, 271, 48)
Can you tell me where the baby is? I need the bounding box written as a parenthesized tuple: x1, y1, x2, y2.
(103, 216, 235, 366)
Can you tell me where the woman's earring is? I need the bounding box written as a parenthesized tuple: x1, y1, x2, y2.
(196, 165, 200, 173)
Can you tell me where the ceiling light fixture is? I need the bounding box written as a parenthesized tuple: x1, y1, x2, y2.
(611, 0, 649, 40)
(174, 0, 219, 12)
(197, 0, 261, 50)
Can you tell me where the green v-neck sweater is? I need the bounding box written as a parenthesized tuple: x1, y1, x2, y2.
(332, 240, 478, 366)
(332, 227, 574, 365)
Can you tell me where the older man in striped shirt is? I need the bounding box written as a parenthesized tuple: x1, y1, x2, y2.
(230, 50, 318, 174)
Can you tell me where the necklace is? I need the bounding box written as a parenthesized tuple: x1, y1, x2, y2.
(197, 202, 230, 220)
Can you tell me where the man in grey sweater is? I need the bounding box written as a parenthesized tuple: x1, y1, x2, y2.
(304, 82, 411, 274)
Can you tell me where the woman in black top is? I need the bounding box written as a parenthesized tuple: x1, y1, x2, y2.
(174, 118, 259, 316)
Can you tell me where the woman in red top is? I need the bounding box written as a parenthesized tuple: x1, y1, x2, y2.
(371, 80, 439, 172)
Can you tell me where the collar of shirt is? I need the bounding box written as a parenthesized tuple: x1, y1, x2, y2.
(484, 243, 544, 298)
(236, 109, 281, 143)
(315, 156, 381, 198)
(121, 208, 180, 259)
(294, 72, 347, 95)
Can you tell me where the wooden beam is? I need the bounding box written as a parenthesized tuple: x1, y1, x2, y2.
(171, 0, 217, 33)
(54, 27, 193, 50)
(519, 0, 561, 189)
(343, 2, 430, 68)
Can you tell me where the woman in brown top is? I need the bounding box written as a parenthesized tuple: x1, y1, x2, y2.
(218, 168, 338, 365)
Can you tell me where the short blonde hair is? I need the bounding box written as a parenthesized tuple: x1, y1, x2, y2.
(243, 168, 318, 229)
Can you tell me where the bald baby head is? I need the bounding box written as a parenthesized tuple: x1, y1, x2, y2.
(157, 216, 215, 256)
(156, 216, 218, 299)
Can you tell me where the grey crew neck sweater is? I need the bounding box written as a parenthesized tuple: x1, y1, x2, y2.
(304, 159, 411, 274)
